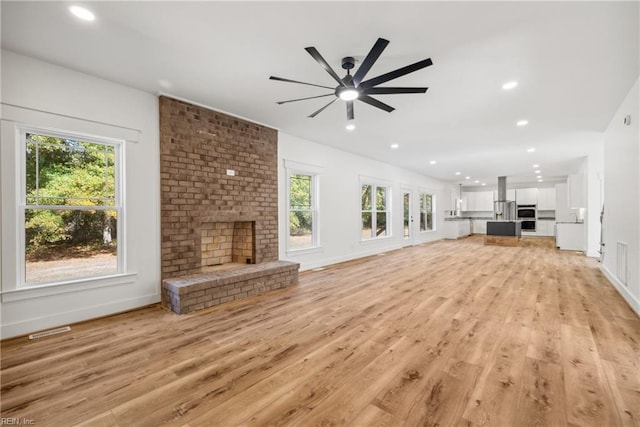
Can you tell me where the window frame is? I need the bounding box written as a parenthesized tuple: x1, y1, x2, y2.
(285, 161, 321, 254)
(17, 125, 125, 288)
(419, 191, 435, 233)
(360, 181, 392, 241)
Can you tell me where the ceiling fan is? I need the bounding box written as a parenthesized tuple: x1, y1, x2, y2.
(270, 37, 433, 120)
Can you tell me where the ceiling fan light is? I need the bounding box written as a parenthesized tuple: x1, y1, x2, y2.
(339, 89, 359, 101)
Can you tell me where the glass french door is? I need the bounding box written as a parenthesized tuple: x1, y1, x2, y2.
(403, 191, 413, 246)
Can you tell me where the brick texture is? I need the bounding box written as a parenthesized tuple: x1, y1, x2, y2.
(159, 96, 279, 279)
(162, 261, 299, 314)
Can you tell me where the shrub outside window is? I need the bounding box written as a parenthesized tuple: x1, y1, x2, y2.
(361, 184, 390, 239)
(21, 129, 122, 285)
(288, 172, 318, 250)
(419, 192, 434, 232)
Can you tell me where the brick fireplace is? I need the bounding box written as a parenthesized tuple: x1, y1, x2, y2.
(159, 96, 298, 314)
(201, 221, 255, 267)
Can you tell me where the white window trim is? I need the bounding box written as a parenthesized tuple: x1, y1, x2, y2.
(284, 160, 322, 255)
(0, 115, 134, 302)
(1, 273, 138, 302)
(360, 179, 392, 242)
(19, 126, 126, 287)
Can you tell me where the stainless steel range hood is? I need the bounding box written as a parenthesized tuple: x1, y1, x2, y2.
(494, 176, 515, 220)
(497, 176, 507, 202)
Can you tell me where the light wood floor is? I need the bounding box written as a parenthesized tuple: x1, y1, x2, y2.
(1, 236, 639, 426)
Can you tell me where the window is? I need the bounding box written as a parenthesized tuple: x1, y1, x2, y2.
(288, 172, 318, 250)
(361, 184, 390, 239)
(419, 192, 434, 232)
(21, 129, 122, 285)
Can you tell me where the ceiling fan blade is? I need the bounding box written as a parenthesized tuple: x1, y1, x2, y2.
(352, 38, 389, 86)
(346, 101, 354, 121)
(365, 87, 428, 95)
(277, 93, 335, 105)
(358, 95, 395, 113)
(269, 76, 335, 90)
(305, 47, 346, 87)
(308, 98, 338, 118)
(359, 58, 433, 90)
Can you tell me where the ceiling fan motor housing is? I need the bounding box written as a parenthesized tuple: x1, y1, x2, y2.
(341, 56, 356, 70)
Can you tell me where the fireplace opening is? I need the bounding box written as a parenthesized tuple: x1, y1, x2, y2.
(201, 221, 255, 271)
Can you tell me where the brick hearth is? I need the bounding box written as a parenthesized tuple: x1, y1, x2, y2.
(162, 261, 299, 314)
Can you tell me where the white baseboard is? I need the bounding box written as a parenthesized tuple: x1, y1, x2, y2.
(600, 264, 640, 316)
(1, 293, 160, 339)
(296, 244, 405, 271)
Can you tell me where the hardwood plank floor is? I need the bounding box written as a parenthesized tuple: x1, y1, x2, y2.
(1, 236, 638, 426)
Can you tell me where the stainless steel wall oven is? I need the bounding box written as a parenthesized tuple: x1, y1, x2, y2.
(517, 204, 536, 232)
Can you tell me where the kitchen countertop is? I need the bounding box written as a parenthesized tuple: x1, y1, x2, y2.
(538, 217, 556, 220)
(444, 216, 494, 221)
(556, 221, 584, 224)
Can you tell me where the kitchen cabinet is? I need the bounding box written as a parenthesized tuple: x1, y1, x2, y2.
(443, 219, 471, 239)
(536, 220, 555, 237)
(537, 188, 556, 210)
(567, 174, 585, 208)
(556, 223, 584, 251)
(460, 192, 471, 211)
(471, 219, 487, 234)
(461, 191, 494, 211)
(516, 188, 538, 205)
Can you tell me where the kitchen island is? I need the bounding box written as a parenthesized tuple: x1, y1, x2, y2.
(484, 220, 521, 246)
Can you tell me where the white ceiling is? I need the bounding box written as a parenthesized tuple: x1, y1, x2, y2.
(2, 1, 638, 187)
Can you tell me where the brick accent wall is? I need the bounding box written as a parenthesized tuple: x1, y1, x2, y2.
(159, 96, 278, 279)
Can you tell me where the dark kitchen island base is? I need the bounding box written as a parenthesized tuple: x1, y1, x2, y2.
(484, 220, 521, 246)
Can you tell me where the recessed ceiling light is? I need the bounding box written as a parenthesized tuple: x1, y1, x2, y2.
(429, 160, 437, 165)
(502, 81, 518, 90)
(345, 122, 356, 131)
(481, 183, 486, 186)
(533, 164, 540, 168)
(536, 175, 542, 179)
(474, 180, 480, 183)
(465, 176, 471, 180)
(390, 143, 399, 149)
(535, 170, 541, 174)
(455, 172, 461, 176)
(527, 148, 536, 153)
(538, 179, 544, 182)
(517, 120, 529, 127)
(69, 5, 95, 21)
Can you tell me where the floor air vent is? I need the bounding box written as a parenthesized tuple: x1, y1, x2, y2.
(29, 326, 71, 340)
(616, 241, 628, 287)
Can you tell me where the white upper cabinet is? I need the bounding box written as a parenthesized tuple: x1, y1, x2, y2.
(537, 187, 556, 210)
(462, 191, 494, 211)
(516, 188, 538, 205)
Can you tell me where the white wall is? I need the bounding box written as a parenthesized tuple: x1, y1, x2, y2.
(602, 78, 639, 315)
(585, 147, 604, 257)
(0, 51, 161, 338)
(278, 133, 448, 271)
